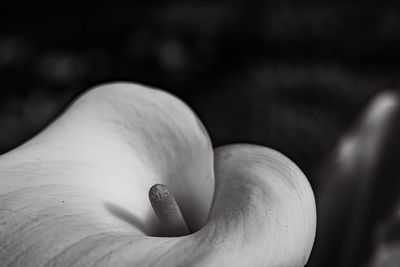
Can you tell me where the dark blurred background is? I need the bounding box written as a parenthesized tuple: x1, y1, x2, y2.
(1, 2, 400, 266)
(3, 1, 400, 171)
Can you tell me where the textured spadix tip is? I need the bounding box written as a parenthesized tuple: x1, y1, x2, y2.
(149, 183, 190, 237)
(149, 184, 170, 201)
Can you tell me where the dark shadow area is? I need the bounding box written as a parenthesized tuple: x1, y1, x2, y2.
(104, 202, 152, 236)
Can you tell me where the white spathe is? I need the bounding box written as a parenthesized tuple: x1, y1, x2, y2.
(0, 82, 316, 267)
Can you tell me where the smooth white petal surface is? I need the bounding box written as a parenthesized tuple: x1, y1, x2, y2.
(0, 82, 316, 267)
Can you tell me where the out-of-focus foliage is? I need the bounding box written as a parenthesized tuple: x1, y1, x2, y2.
(308, 92, 400, 267)
(1, 1, 400, 173)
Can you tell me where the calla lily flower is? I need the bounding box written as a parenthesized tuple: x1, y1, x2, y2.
(0, 83, 316, 267)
